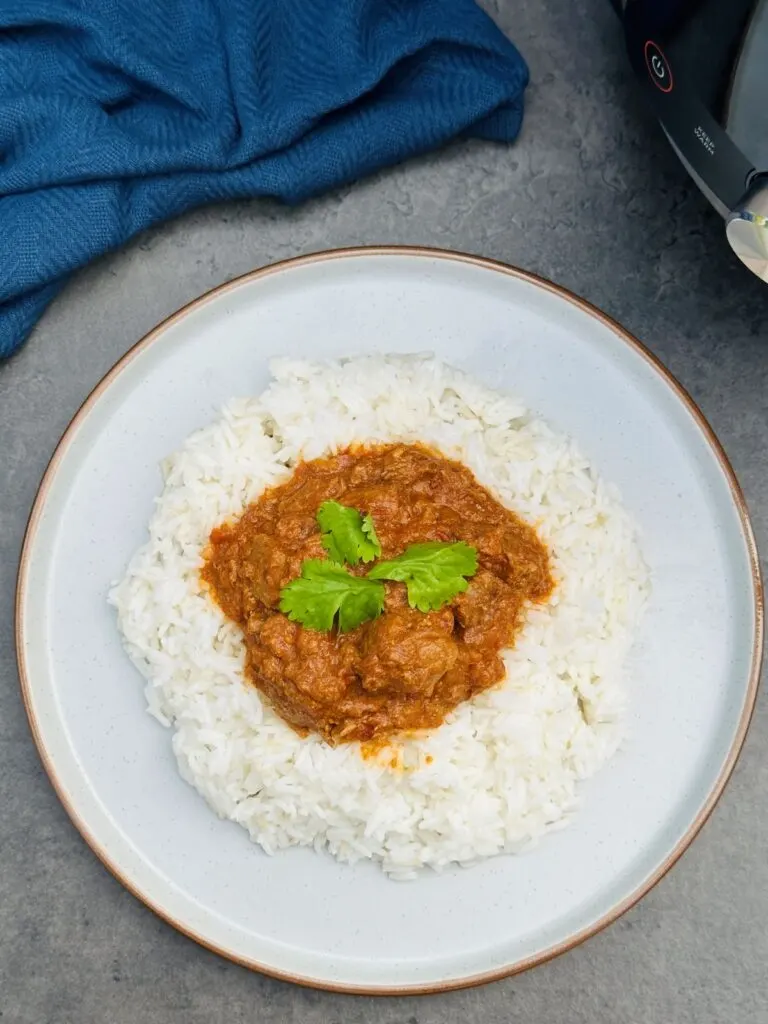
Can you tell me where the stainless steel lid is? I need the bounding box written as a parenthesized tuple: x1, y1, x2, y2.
(727, 0, 768, 170)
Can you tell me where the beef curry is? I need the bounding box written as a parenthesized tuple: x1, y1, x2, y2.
(202, 443, 553, 745)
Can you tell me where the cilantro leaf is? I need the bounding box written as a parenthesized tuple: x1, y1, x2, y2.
(367, 541, 478, 612)
(279, 559, 385, 632)
(316, 501, 382, 565)
(361, 512, 380, 556)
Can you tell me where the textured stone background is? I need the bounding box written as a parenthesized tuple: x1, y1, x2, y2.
(2, 1, 767, 1021)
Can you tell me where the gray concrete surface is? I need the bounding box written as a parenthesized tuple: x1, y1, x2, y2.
(2, 1, 767, 1021)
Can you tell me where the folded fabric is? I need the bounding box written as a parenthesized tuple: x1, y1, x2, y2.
(0, 0, 528, 358)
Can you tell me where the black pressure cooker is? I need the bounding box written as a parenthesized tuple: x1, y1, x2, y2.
(615, 0, 768, 281)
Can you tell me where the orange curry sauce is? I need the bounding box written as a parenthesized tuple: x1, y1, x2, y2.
(201, 443, 553, 745)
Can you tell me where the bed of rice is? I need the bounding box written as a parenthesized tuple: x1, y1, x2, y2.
(109, 354, 649, 879)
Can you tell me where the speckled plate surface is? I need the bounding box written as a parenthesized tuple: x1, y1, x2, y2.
(16, 248, 762, 993)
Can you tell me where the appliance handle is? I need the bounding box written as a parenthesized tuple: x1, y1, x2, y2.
(620, 0, 758, 211)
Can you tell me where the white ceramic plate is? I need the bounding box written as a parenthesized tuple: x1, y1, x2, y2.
(16, 248, 762, 993)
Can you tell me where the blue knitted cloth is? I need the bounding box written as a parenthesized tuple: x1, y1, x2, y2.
(0, 0, 528, 357)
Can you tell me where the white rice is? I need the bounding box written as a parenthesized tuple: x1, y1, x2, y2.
(109, 354, 649, 878)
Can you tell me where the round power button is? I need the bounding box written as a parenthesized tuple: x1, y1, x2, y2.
(644, 40, 673, 93)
